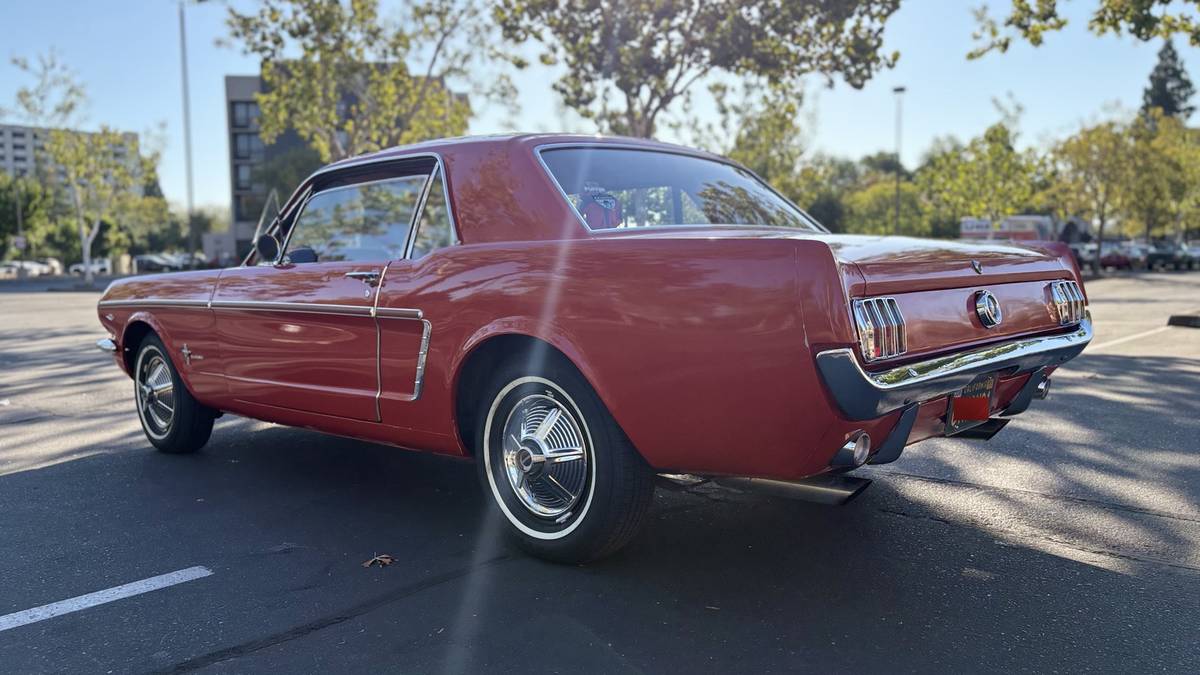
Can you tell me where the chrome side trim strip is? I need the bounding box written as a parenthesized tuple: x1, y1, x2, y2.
(816, 314, 1093, 420)
(95, 337, 117, 353)
(411, 319, 432, 401)
(98, 299, 210, 309)
(376, 307, 424, 320)
(209, 300, 375, 317)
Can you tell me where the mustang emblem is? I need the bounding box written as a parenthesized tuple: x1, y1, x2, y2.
(974, 290, 1003, 328)
(971, 260, 983, 274)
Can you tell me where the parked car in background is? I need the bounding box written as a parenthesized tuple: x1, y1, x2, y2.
(1, 260, 53, 277)
(134, 254, 181, 273)
(1146, 242, 1192, 270)
(40, 257, 64, 275)
(95, 134, 1093, 563)
(69, 258, 112, 276)
(1122, 243, 1150, 270)
(1187, 244, 1200, 270)
(1098, 243, 1132, 270)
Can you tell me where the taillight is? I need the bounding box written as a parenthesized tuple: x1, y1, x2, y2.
(1048, 280, 1086, 325)
(852, 297, 907, 362)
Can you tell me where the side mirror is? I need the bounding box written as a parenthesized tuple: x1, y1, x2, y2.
(255, 234, 281, 264)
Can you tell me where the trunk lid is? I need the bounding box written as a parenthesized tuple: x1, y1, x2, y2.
(819, 235, 1070, 294)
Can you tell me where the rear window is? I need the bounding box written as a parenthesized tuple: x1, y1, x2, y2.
(539, 147, 820, 231)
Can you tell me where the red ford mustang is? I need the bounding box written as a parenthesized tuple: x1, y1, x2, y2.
(96, 134, 1092, 562)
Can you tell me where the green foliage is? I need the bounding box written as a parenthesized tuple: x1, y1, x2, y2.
(253, 145, 324, 204)
(844, 179, 925, 236)
(1051, 121, 1128, 271)
(495, 0, 900, 138)
(1142, 40, 1195, 119)
(916, 122, 1037, 224)
(0, 174, 54, 258)
(224, 0, 506, 162)
(47, 126, 163, 282)
(970, 1, 1200, 59)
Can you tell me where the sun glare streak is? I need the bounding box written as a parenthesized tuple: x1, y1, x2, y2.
(440, 509, 505, 675)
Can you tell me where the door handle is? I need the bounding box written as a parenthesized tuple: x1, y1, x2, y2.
(345, 270, 381, 287)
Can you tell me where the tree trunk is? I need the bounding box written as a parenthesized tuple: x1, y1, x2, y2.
(1093, 218, 1105, 276)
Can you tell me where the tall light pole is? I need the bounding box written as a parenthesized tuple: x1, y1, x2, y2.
(179, 1, 197, 263)
(892, 85, 906, 235)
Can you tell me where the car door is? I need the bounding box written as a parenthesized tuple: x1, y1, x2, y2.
(213, 159, 436, 421)
(377, 163, 458, 427)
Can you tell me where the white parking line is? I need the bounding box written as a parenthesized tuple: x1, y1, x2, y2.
(0, 566, 212, 632)
(1088, 326, 1172, 351)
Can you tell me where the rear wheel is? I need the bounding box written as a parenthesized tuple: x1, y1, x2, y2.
(475, 356, 654, 564)
(134, 335, 214, 454)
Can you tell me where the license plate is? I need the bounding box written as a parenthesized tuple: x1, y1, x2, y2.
(946, 372, 998, 434)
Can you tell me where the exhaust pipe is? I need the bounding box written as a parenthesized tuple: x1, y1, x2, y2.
(714, 474, 872, 506)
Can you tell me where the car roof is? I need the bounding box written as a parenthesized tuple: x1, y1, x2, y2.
(317, 133, 729, 174)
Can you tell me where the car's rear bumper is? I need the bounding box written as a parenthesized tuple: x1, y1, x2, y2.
(815, 314, 1093, 421)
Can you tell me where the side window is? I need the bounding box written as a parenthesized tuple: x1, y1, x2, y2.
(286, 175, 427, 263)
(410, 168, 455, 259)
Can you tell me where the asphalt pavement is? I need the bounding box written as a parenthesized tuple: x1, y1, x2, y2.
(0, 272, 1197, 673)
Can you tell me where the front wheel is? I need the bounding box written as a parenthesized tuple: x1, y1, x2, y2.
(475, 357, 654, 564)
(134, 335, 214, 453)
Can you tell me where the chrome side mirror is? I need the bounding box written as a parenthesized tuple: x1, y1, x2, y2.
(254, 234, 281, 265)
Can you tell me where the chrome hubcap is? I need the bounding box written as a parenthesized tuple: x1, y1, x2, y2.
(501, 395, 588, 518)
(138, 354, 175, 434)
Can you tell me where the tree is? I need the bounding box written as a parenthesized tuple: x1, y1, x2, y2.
(47, 127, 159, 284)
(1052, 121, 1128, 273)
(916, 122, 1037, 227)
(224, 0, 506, 162)
(1143, 40, 1195, 119)
(0, 174, 54, 258)
(1121, 109, 1186, 242)
(844, 179, 924, 236)
(494, 0, 901, 138)
(970, 1, 1200, 59)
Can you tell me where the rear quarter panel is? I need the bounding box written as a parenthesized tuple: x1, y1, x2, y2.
(407, 236, 853, 479)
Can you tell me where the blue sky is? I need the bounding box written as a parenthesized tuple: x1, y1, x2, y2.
(1, 0, 1196, 212)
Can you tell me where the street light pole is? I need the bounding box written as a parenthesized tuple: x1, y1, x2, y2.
(179, 1, 197, 265)
(892, 85, 906, 236)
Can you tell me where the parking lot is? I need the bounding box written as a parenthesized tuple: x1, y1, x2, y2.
(1, 272, 1198, 673)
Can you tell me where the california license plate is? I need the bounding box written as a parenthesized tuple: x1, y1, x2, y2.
(946, 372, 998, 434)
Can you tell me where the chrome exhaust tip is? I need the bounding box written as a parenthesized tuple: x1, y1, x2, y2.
(830, 432, 871, 468)
(1035, 378, 1051, 400)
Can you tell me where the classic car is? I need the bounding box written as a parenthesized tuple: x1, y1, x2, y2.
(95, 134, 1092, 563)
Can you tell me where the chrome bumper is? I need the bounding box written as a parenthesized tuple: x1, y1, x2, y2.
(815, 315, 1093, 421)
(95, 337, 117, 353)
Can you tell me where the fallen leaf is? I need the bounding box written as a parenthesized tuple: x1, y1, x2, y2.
(362, 553, 396, 568)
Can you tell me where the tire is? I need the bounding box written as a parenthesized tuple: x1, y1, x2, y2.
(133, 334, 214, 453)
(475, 355, 655, 564)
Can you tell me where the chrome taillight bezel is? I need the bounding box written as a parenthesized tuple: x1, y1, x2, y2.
(1048, 280, 1086, 326)
(852, 297, 907, 362)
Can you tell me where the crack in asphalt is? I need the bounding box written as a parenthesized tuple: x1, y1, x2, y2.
(874, 470, 1200, 524)
(157, 554, 512, 674)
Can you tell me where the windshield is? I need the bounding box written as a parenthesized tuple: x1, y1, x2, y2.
(539, 147, 822, 231)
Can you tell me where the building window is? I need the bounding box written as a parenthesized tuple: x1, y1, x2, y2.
(233, 133, 263, 160)
(231, 101, 260, 128)
(12, 130, 25, 138)
(235, 193, 266, 221)
(14, 155, 26, 163)
(234, 164, 253, 190)
(12, 143, 25, 151)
